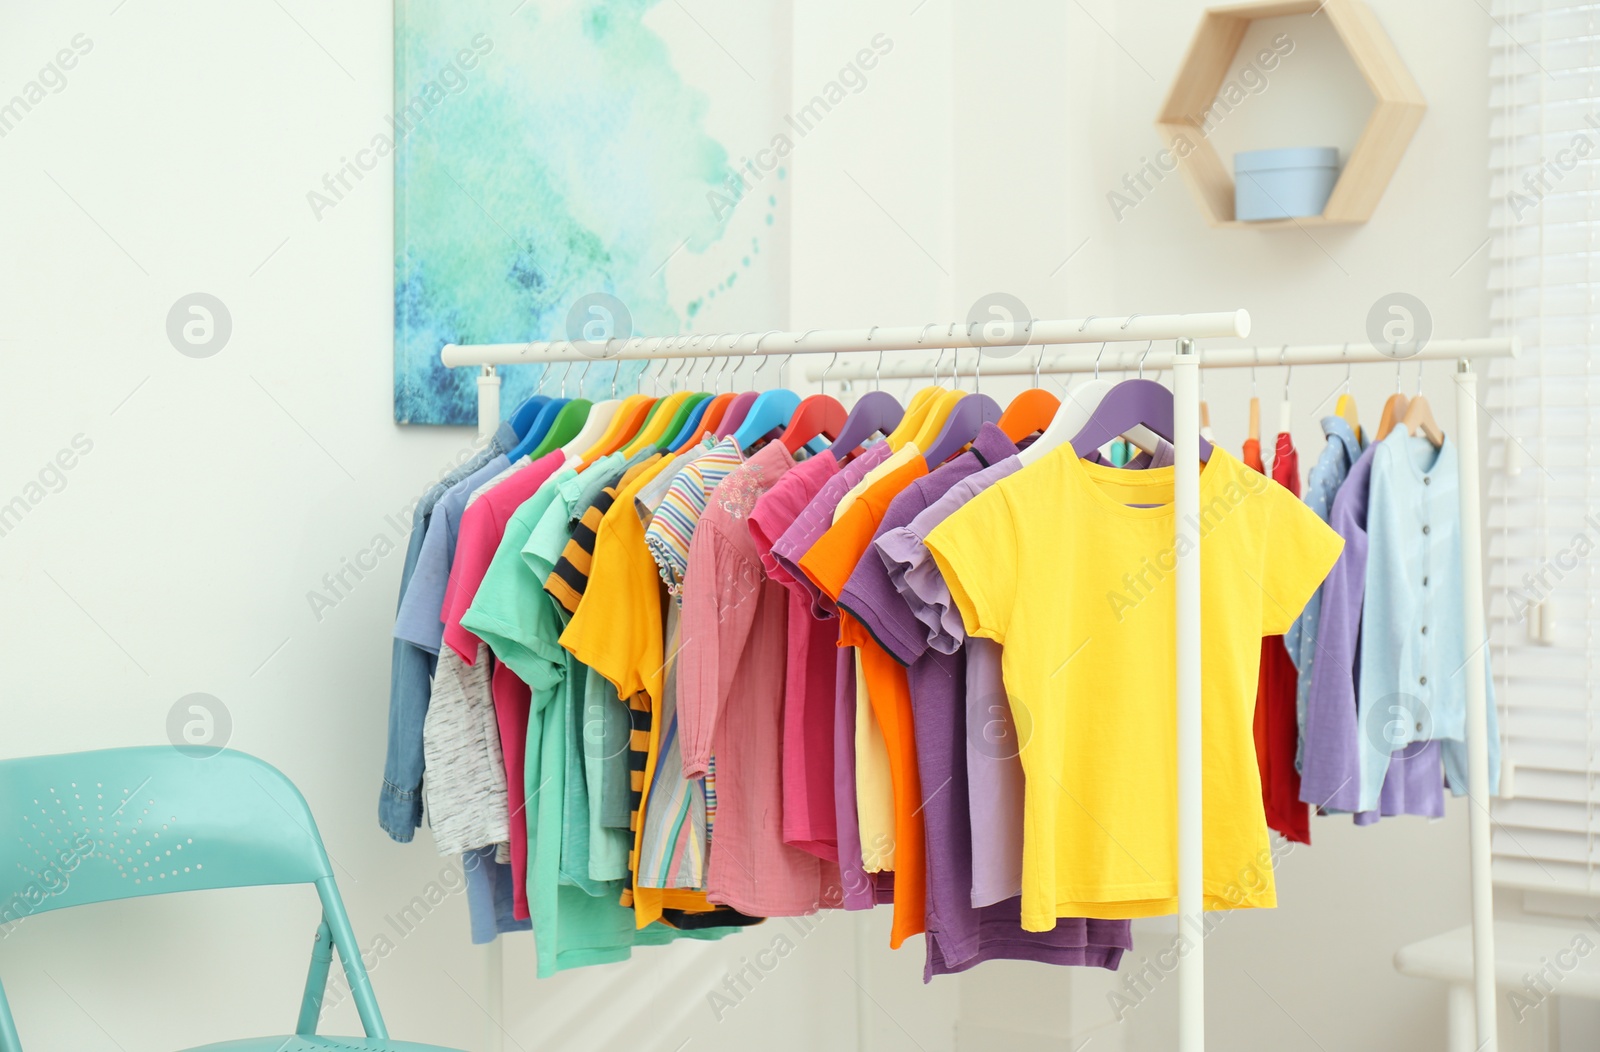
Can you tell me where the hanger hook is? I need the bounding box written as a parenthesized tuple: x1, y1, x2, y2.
(822, 351, 838, 393)
(1342, 343, 1352, 391)
(917, 322, 937, 343)
(1251, 346, 1259, 393)
(1094, 341, 1107, 380)
(1078, 315, 1099, 333)
(560, 360, 575, 397)
(1120, 313, 1144, 331)
(931, 346, 946, 386)
(1138, 340, 1152, 380)
(796, 328, 821, 343)
(1034, 342, 1045, 388)
(865, 325, 880, 343)
(1414, 359, 1425, 396)
(876, 350, 884, 391)
(1280, 344, 1291, 396)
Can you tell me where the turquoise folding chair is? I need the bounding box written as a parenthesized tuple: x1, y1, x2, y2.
(0, 747, 465, 1051)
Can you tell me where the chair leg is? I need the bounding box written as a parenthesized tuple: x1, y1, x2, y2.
(296, 919, 335, 1035)
(315, 877, 389, 1040)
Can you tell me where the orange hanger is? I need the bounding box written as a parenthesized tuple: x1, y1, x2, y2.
(780, 394, 848, 453)
(998, 389, 1060, 444)
(622, 390, 691, 456)
(689, 391, 737, 445)
(581, 394, 655, 468)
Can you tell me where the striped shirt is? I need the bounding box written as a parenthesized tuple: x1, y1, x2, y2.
(644, 437, 744, 597)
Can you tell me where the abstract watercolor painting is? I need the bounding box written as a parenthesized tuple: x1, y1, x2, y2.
(393, 0, 789, 425)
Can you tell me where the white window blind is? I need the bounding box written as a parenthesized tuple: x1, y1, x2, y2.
(1487, 0, 1600, 895)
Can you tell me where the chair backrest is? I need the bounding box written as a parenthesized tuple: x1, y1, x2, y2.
(0, 746, 335, 929)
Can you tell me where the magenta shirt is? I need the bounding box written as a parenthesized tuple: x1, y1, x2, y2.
(748, 453, 842, 862)
(768, 442, 894, 910)
(678, 441, 839, 915)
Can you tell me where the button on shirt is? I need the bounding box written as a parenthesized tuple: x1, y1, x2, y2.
(1285, 417, 1364, 772)
(1356, 431, 1500, 811)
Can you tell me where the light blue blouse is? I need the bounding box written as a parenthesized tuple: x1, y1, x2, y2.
(1355, 430, 1500, 812)
(1286, 416, 1365, 772)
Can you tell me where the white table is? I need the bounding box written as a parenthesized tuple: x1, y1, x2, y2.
(1396, 921, 1600, 1051)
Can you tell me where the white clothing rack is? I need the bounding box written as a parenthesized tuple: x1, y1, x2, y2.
(441, 317, 1516, 1052)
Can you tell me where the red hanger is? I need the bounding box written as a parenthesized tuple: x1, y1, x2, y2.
(998, 389, 1061, 444)
(780, 394, 848, 453)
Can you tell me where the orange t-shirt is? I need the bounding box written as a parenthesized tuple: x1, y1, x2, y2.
(799, 455, 929, 948)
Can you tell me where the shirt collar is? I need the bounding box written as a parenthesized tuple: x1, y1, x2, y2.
(489, 421, 519, 455)
(1319, 415, 1364, 462)
(971, 421, 1020, 467)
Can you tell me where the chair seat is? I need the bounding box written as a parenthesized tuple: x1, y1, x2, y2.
(181, 1037, 465, 1051)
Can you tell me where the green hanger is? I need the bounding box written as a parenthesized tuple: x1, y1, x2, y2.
(528, 398, 594, 459)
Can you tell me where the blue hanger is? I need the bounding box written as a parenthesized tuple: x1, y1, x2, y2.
(508, 394, 550, 440)
(507, 397, 568, 461)
(666, 394, 714, 451)
(730, 389, 801, 452)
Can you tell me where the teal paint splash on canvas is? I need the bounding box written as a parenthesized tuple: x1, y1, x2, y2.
(394, 0, 757, 424)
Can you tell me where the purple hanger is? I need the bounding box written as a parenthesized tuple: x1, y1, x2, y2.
(922, 393, 1002, 466)
(1067, 379, 1213, 461)
(713, 391, 759, 439)
(831, 390, 904, 459)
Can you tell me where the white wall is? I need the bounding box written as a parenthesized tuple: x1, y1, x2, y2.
(0, 0, 1535, 1049)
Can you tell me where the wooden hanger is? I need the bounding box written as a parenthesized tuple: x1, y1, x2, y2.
(1400, 362, 1444, 447)
(1376, 360, 1410, 440)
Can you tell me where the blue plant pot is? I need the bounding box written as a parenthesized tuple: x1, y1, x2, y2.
(1234, 147, 1341, 221)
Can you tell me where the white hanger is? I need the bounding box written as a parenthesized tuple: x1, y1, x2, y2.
(1277, 345, 1293, 436)
(1018, 321, 1117, 466)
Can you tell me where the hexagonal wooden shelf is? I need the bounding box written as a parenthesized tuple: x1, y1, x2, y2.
(1156, 0, 1425, 228)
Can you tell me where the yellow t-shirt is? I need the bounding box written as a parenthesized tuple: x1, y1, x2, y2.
(924, 445, 1342, 930)
(562, 451, 718, 928)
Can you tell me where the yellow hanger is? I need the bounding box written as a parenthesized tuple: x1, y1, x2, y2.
(908, 388, 965, 452)
(1334, 346, 1362, 442)
(885, 386, 941, 451)
(622, 389, 690, 456)
(1335, 393, 1362, 443)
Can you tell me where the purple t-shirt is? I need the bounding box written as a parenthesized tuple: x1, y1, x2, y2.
(841, 424, 1130, 978)
(769, 442, 894, 911)
(880, 456, 1027, 906)
(1299, 444, 1445, 822)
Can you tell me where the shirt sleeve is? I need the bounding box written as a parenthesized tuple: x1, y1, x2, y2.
(676, 521, 763, 778)
(1258, 482, 1346, 637)
(459, 529, 566, 695)
(560, 513, 656, 702)
(922, 484, 1019, 644)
